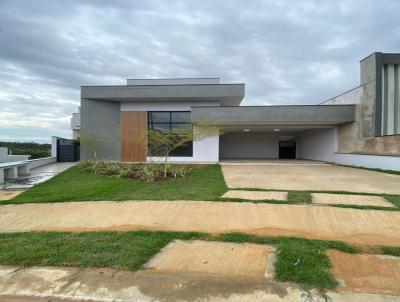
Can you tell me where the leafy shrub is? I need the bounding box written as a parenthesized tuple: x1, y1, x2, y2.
(77, 160, 190, 182)
(168, 165, 191, 178)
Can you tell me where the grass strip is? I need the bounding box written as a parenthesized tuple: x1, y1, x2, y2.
(0, 230, 366, 289)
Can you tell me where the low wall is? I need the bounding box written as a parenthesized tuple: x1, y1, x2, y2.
(27, 157, 57, 169)
(0, 155, 30, 163)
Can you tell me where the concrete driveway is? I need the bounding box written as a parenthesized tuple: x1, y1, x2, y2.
(221, 162, 400, 194)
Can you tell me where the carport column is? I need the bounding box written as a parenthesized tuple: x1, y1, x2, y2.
(6, 167, 18, 179)
(0, 168, 4, 184)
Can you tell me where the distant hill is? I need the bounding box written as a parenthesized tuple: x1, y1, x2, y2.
(0, 141, 51, 159)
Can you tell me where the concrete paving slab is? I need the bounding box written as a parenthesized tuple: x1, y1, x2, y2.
(312, 193, 394, 207)
(0, 190, 24, 201)
(222, 190, 287, 201)
(2, 200, 400, 246)
(221, 163, 400, 194)
(145, 240, 275, 279)
(327, 250, 400, 296)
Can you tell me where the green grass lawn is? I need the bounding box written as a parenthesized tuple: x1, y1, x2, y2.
(9, 165, 227, 204)
(0, 230, 366, 289)
(7, 164, 400, 210)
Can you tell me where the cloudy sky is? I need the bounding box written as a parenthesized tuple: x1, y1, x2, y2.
(1, 0, 399, 143)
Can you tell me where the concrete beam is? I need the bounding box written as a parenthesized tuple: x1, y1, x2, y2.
(81, 84, 245, 106)
(191, 105, 355, 125)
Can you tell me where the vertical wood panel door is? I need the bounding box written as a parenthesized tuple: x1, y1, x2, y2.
(120, 111, 147, 162)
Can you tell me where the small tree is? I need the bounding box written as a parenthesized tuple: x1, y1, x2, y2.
(120, 122, 220, 178)
(147, 126, 193, 177)
(147, 122, 219, 178)
(79, 134, 104, 160)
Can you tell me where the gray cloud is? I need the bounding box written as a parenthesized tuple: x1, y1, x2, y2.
(1, 0, 399, 142)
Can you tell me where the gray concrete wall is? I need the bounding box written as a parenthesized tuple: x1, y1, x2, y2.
(80, 99, 121, 160)
(322, 53, 400, 156)
(81, 84, 244, 106)
(337, 105, 400, 156)
(321, 86, 363, 105)
(360, 54, 378, 138)
(219, 132, 281, 159)
(192, 105, 355, 125)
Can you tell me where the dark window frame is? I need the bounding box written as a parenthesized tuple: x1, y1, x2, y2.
(147, 111, 193, 157)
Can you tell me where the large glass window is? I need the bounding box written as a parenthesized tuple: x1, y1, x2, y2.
(148, 111, 193, 157)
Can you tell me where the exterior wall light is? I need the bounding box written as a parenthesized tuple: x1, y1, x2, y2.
(273, 129, 280, 132)
(244, 129, 250, 132)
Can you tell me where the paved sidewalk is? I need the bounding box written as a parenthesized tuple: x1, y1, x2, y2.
(1, 200, 400, 246)
(1, 265, 399, 302)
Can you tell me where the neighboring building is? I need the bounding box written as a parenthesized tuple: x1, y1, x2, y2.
(76, 53, 400, 170)
(70, 107, 80, 139)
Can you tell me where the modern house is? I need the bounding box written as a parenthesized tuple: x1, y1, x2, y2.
(73, 52, 400, 170)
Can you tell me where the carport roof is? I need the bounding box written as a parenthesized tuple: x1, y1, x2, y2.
(191, 105, 355, 125)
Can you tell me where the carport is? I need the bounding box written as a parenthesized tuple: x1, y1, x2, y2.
(191, 105, 355, 161)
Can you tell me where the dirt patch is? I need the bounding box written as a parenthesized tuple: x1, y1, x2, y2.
(312, 193, 394, 207)
(2, 200, 400, 247)
(222, 190, 287, 201)
(0, 296, 98, 302)
(221, 163, 400, 194)
(327, 250, 400, 296)
(144, 240, 276, 279)
(0, 190, 24, 201)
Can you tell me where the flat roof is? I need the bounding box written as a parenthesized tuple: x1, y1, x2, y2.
(81, 83, 245, 106)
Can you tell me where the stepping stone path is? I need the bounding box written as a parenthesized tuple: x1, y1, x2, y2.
(311, 193, 394, 207)
(327, 250, 400, 296)
(222, 190, 287, 201)
(0, 190, 24, 201)
(145, 240, 276, 279)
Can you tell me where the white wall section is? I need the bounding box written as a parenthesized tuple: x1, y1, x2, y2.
(297, 128, 400, 171)
(148, 125, 219, 163)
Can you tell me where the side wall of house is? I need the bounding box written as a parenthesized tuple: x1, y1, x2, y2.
(80, 99, 121, 160)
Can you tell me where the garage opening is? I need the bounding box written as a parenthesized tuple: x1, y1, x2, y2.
(219, 131, 298, 160)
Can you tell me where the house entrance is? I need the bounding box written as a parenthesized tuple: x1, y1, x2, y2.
(279, 137, 296, 159)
